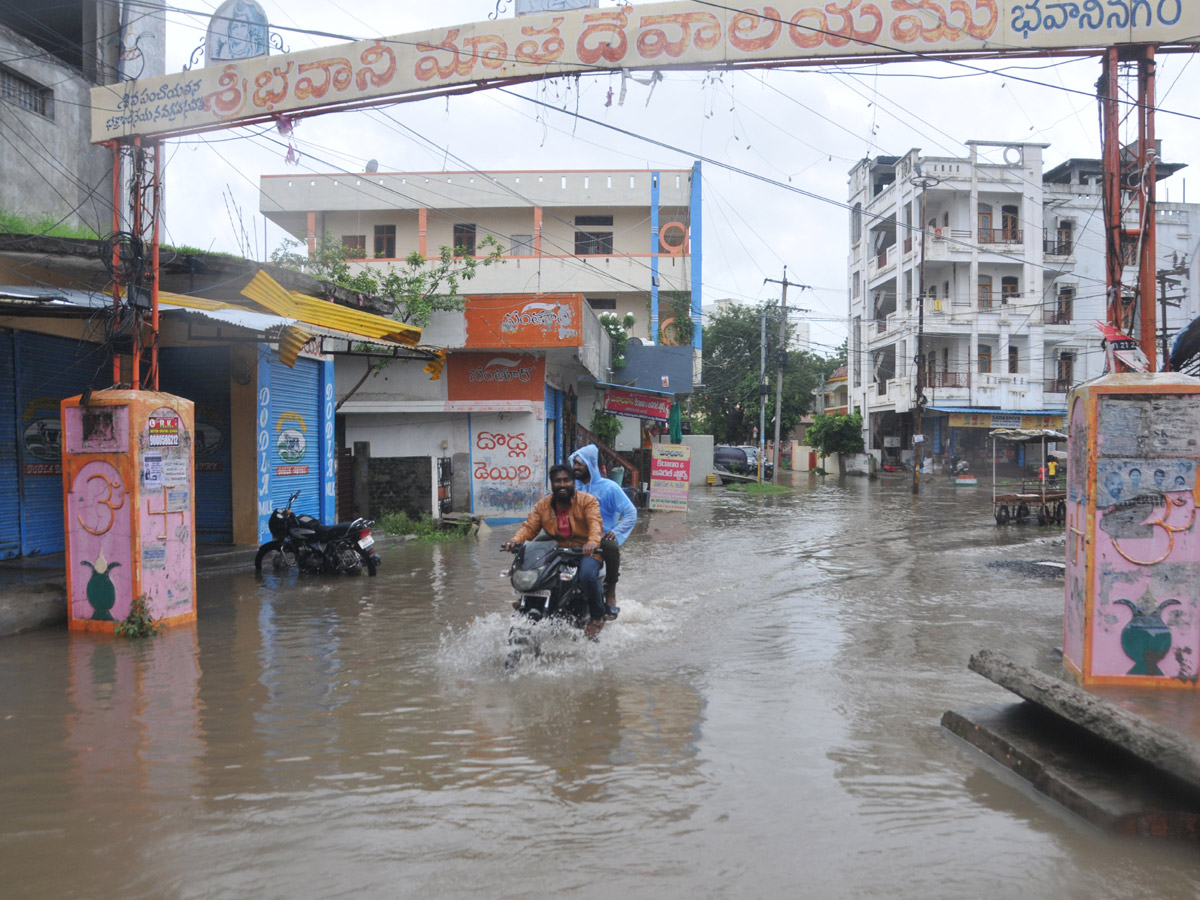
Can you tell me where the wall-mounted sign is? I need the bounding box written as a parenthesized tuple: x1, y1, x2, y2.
(604, 387, 672, 422)
(448, 353, 545, 402)
(465, 295, 582, 349)
(949, 412, 1065, 429)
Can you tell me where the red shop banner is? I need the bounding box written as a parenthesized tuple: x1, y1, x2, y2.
(604, 387, 672, 421)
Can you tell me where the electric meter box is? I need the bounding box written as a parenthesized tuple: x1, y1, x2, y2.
(1063, 374, 1200, 687)
(61, 390, 197, 632)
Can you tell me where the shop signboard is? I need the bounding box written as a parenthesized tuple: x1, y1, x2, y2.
(649, 443, 690, 512)
(604, 387, 672, 421)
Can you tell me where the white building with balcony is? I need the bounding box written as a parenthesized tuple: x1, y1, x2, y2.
(847, 140, 1197, 470)
(260, 165, 702, 520)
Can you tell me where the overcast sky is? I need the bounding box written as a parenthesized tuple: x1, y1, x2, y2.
(157, 1, 1200, 357)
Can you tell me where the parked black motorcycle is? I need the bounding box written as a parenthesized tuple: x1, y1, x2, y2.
(502, 542, 604, 666)
(255, 490, 380, 576)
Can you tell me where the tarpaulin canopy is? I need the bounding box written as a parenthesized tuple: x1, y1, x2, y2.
(988, 428, 1067, 443)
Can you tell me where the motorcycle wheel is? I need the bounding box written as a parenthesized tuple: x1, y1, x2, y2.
(1055, 499, 1067, 523)
(995, 505, 1010, 525)
(255, 541, 285, 573)
(358, 547, 378, 577)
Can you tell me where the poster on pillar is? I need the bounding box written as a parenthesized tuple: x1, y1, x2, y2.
(470, 412, 545, 518)
(650, 443, 690, 511)
(1064, 377, 1200, 687)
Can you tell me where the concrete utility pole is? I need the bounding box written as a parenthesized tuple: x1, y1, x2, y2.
(758, 306, 767, 483)
(763, 267, 811, 484)
(1158, 256, 1188, 370)
(909, 163, 941, 495)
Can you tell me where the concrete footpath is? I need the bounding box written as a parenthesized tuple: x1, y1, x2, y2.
(945, 649, 1200, 840)
(0, 544, 261, 637)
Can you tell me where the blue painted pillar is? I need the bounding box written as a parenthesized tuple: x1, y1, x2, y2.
(255, 343, 273, 543)
(650, 171, 660, 341)
(320, 360, 336, 524)
(691, 161, 703, 355)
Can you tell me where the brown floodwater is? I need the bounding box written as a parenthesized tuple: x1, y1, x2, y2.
(4, 474, 1200, 899)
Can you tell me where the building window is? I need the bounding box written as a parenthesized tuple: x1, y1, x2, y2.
(852, 272, 860, 298)
(1001, 276, 1019, 303)
(453, 223, 476, 257)
(978, 344, 992, 374)
(510, 233, 533, 255)
(1051, 285, 1075, 324)
(587, 297, 616, 310)
(1057, 353, 1074, 386)
(978, 274, 993, 310)
(978, 203, 993, 241)
(1001, 205, 1020, 242)
(851, 203, 862, 243)
(1008, 346, 1019, 374)
(575, 215, 613, 255)
(0, 66, 52, 118)
(342, 235, 366, 258)
(374, 224, 395, 258)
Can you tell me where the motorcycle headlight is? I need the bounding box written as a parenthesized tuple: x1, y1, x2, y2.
(512, 569, 540, 592)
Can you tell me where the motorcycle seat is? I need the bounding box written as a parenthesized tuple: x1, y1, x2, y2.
(296, 516, 361, 541)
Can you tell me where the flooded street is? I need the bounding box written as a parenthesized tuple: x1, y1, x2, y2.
(5, 474, 1200, 898)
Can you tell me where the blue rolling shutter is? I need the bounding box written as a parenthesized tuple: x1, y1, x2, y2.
(15, 332, 110, 556)
(0, 330, 19, 559)
(268, 355, 323, 526)
(158, 346, 233, 543)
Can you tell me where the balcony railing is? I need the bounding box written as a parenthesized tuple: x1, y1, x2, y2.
(979, 228, 1023, 244)
(1046, 303, 1073, 325)
(1044, 378, 1072, 394)
(1043, 238, 1073, 255)
(926, 371, 970, 389)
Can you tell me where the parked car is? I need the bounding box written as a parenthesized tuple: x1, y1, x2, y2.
(714, 445, 752, 474)
(738, 445, 774, 479)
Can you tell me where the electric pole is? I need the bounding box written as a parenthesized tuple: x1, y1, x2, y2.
(764, 267, 811, 484)
(909, 163, 941, 495)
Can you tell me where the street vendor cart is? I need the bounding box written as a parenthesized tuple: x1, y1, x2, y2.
(989, 428, 1067, 526)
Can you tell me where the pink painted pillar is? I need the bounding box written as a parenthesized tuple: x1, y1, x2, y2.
(62, 390, 197, 632)
(1064, 374, 1200, 686)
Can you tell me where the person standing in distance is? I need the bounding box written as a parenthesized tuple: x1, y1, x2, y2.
(569, 444, 638, 619)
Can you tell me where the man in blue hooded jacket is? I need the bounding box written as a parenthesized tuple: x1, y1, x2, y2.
(569, 444, 637, 618)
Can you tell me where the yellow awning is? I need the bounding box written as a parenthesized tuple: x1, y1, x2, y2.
(241, 270, 422, 347)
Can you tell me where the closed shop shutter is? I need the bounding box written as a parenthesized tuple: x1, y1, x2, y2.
(0, 330, 19, 559)
(159, 346, 233, 542)
(15, 332, 111, 556)
(268, 355, 323, 526)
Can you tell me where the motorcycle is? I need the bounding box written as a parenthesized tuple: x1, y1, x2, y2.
(502, 542, 605, 666)
(255, 490, 380, 576)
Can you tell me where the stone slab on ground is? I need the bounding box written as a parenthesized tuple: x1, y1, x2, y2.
(943, 702, 1200, 840)
(968, 649, 1200, 791)
(0, 582, 67, 635)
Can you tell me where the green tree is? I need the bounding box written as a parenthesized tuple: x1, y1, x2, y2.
(271, 231, 502, 327)
(805, 411, 865, 473)
(693, 303, 830, 445)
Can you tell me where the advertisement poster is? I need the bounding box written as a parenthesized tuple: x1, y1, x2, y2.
(650, 443, 690, 512)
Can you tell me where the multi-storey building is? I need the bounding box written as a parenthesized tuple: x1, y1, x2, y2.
(260, 165, 703, 520)
(847, 140, 1196, 469)
(0, 2, 164, 234)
